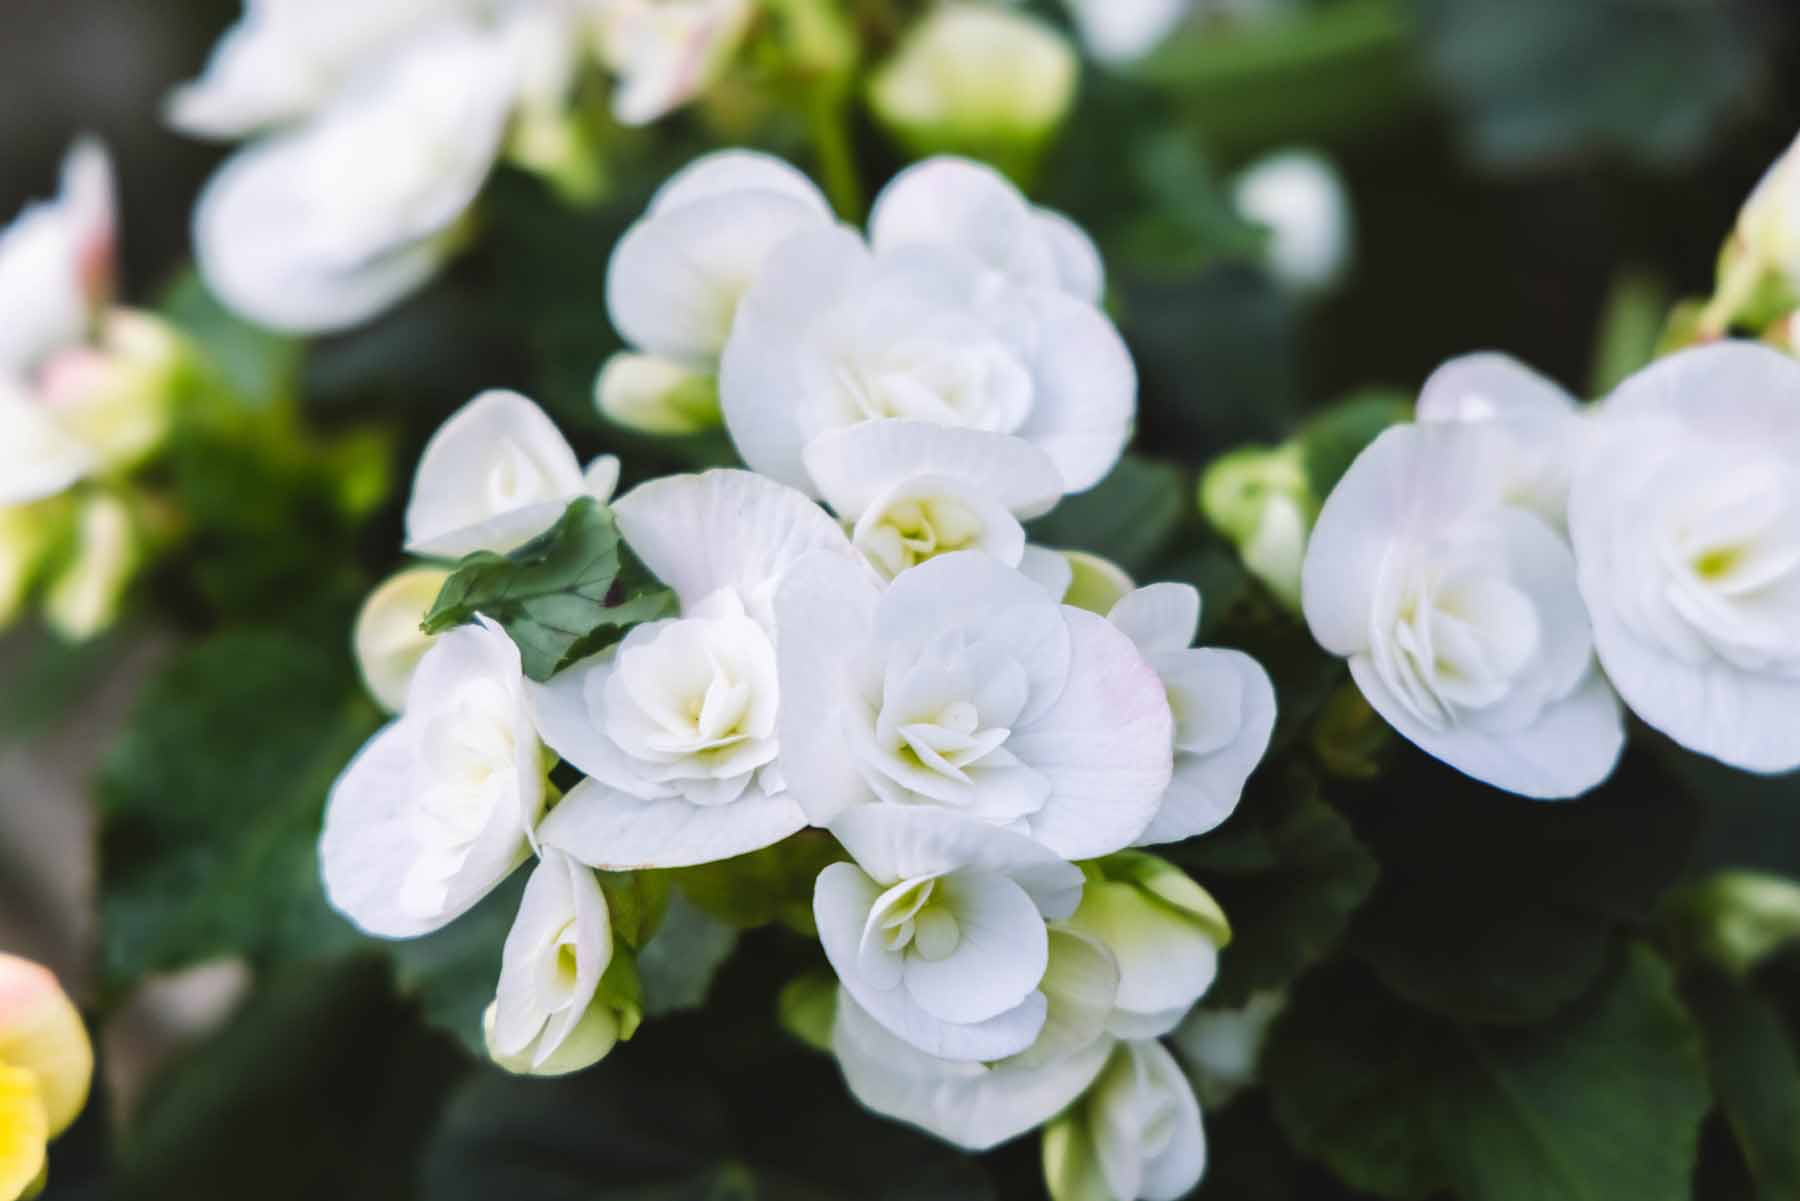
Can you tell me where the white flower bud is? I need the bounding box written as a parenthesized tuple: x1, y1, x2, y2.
(596, 0, 756, 127)
(1232, 149, 1353, 294)
(595, 352, 721, 435)
(43, 491, 141, 642)
(354, 566, 452, 713)
(1170, 991, 1284, 1109)
(1043, 1039, 1206, 1201)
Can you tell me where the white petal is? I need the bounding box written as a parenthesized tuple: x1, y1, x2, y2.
(538, 776, 807, 870)
(1134, 1041, 1208, 1201)
(1011, 290, 1136, 492)
(804, 421, 1065, 521)
(1009, 608, 1173, 859)
(816, 862, 1047, 1061)
(353, 566, 450, 713)
(319, 721, 445, 939)
(719, 225, 875, 490)
(1018, 544, 1074, 601)
(1072, 882, 1218, 1033)
(1107, 584, 1200, 656)
(1135, 649, 1276, 846)
(869, 157, 1059, 291)
(773, 552, 888, 825)
(1010, 925, 1122, 1070)
(0, 384, 95, 505)
(1034, 207, 1105, 304)
(1418, 352, 1578, 423)
(613, 468, 853, 623)
(832, 989, 1113, 1151)
(1065, 0, 1190, 63)
(901, 871, 1048, 1024)
(404, 390, 585, 558)
(584, 455, 621, 506)
(829, 806, 1084, 919)
(649, 149, 832, 219)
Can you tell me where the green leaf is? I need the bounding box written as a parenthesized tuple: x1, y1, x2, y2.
(1589, 271, 1672, 396)
(1026, 455, 1188, 575)
(389, 872, 529, 1057)
(98, 629, 381, 989)
(1681, 965, 1800, 1201)
(669, 831, 846, 934)
(157, 269, 300, 411)
(637, 891, 740, 1018)
(1169, 768, 1379, 1007)
(1296, 389, 1413, 502)
(424, 497, 676, 682)
(1265, 946, 1712, 1201)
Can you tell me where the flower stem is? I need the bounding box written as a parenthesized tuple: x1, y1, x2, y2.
(808, 91, 864, 222)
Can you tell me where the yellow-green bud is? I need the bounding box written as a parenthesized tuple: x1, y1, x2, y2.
(354, 566, 453, 713)
(1200, 442, 1313, 611)
(0, 500, 73, 630)
(594, 352, 721, 435)
(1700, 133, 1800, 337)
(1060, 550, 1135, 616)
(43, 491, 141, 642)
(1664, 870, 1800, 977)
(1069, 853, 1229, 1038)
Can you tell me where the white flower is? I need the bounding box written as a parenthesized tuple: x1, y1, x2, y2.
(1171, 991, 1284, 1109)
(1569, 344, 1800, 774)
(1416, 352, 1584, 531)
(532, 470, 854, 869)
(0, 138, 113, 380)
(1059, 0, 1191, 64)
(1066, 854, 1229, 1038)
(354, 566, 454, 712)
(483, 848, 623, 1076)
(722, 193, 1132, 498)
(193, 21, 517, 333)
(595, 0, 756, 127)
(1043, 1039, 1206, 1201)
(1231, 149, 1353, 294)
(605, 150, 834, 370)
(405, 390, 619, 559)
(831, 924, 1120, 1149)
(775, 549, 1173, 859)
(814, 805, 1085, 1061)
(320, 617, 544, 937)
(1106, 585, 1275, 844)
(1302, 420, 1625, 798)
(805, 420, 1063, 580)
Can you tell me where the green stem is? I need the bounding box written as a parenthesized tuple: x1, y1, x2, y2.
(808, 90, 864, 222)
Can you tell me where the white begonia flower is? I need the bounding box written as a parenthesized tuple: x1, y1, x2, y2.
(321, 617, 545, 938)
(1417, 352, 1585, 531)
(355, 566, 454, 713)
(193, 21, 516, 334)
(831, 923, 1120, 1150)
(1106, 584, 1275, 844)
(405, 390, 619, 559)
(0, 138, 113, 381)
(1569, 344, 1800, 774)
(606, 149, 834, 370)
(1171, 991, 1284, 1110)
(532, 469, 855, 869)
(722, 228, 1133, 501)
(1231, 149, 1353, 294)
(815, 805, 1085, 1061)
(594, 352, 721, 435)
(483, 848, 623, 1076)
(804, 420, 1064, 580)
(595, 0, 756, 127)
(42, 492, 141, 642)
(1059, 0, 1190, 64)
(775, 549, 1173, 859)
(1302, 420, 1625, 799)
(1043, 1039, 1206, 1201)
(1066, 853, 1230, 1038)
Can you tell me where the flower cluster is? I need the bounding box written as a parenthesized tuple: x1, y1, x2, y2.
(323, 149, 1279, 1201)
(1302, 344, 1800, 796)
(174, 0, 755, 333)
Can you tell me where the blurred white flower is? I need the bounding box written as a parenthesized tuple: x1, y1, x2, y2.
(533, 470, 855, 869)
(1302, 420, 1625, 798)
(1105, 585, 1275, 845)
(815, 805, 1084, 1061)
(1231, 149, 1353, 294)
(774, 549, 1173, 859)
(1042, 1039, 1206, 1201)
(405, 390, 619, 559)
(1171, 991, 1284, 1109)
(193, 22, 517, 333)
(0, 138, 113, 381)
(1569, 344, 1800, 774)
(1060, 0, 1191, 65)
(484, 848, 625, 1075)
(321, 618, 545, 937)
(354, 566, 454, 713)
(595, 0, 756, 126)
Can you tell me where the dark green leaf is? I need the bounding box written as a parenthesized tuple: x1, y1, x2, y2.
(669, 832, 846, 934)
(98, 629, 381, 988)
(1027, 455, 1188, 575)
(637, 891, 740, 1018)
(1682, 965, 1800, 1201)
(389, 871, 529, 1056)
(1266, 946, 1712, 1201)
(1297, 389, 1413, 501)
(424, 498, 676, 682)
(158, 269, 300, 411)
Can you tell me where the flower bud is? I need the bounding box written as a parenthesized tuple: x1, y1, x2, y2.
(353, 566, 452, 713)
(597, 0, 756, 127)
(869, 5, 1078, 179)
(0, 954, 93, 1199)
(1061, 550, 1135, 616)
(36, 310, 183, 475)
(43, 491, 141, 642)
(1067, 853, 1230, 1038)
(595, 352, 721, 435)
(1701, 133, 1800, 336)
(1042, 1039, 1206, 1201)
(1231, 150, 1354, 294)
(1171, 991, 1284, 1109)
(1664, 870, 1800, 977)
(1199, 443, 1311, 610)
(0, 499, 72, 629)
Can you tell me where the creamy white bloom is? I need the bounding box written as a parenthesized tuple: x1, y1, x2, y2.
(1231, 149, 1353, 294)
(533, 470, 855, 869)
(596, 0, 755, 126)
(1417, 352, 1584, 530)
(483, 848, 621, 1076)
(805, 420, 1063, 580)
(815, 805, 1085, 1062)
(405, 390, 619, 559)
(354, 566, 454, 712)
(1302, 420, 1625, 798)
(193, 22, 516, 333)
(0, 139, 113, 380)
(1171, 991, 1284, 1109)
(606, 149, 834, 369)
(1569, 344, 1800, 773)
(832, 923, 1119, 1149)
(775, 549, 1173, 859)
(1106, 585, 1275, 844)
(1043, 1039, 1206, 1201)
(321, 618, 544, 937)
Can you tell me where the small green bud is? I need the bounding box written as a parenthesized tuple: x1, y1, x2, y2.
(776, 971, 838, 1053)
(1059, 550, 1135, 616)
(1664, 870, 1800, 976)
